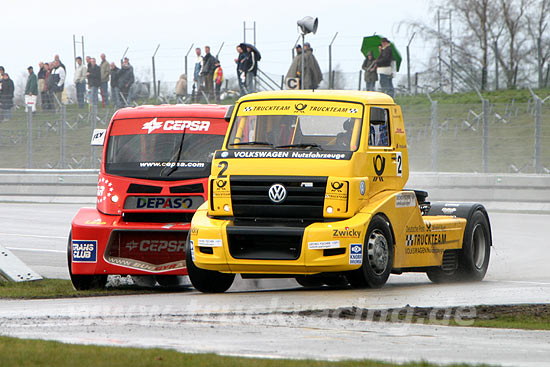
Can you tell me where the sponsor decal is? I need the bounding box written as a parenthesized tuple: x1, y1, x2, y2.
(294, 103, 308, 113)
(308, 240, 340, 250)
(396, 144, 407, 149)
(124, 196, 203, 210)
(190, 240, 195, 261)
(405, 233, 447, 247)
(359, 180, 366, 196)
(239, 101, 362, 117)
(442, 207, 457, 215)
(190, 227, 199, 235)
(213, 179, 231, 198)
(406, 222, 446, 233)
(97, 177, 114, 204)
(138, 161, 205, 168)
(395, 192, 416, 208)
(72, 240, 97, 263)
(106, 256, 185, 272)
(373, 155, 385, 182)
(198, 238, 223, 247)
(123, 239, 186, 253)
(85, 218, 106, 225)
(333, 227, 361, 238)
(142, 118, 210, 134)
(215, 150, 351, 160)
(445, 203, 460, 207)
(349, 243, 363, 265)
(90, 129, 106, 146)
(326, 181, 348, 201)
(395, 128, 405, 134)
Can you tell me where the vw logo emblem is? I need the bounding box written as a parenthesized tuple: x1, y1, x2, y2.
(268, 183, 287, 203)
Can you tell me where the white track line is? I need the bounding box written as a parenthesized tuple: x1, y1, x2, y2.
(486, 279, 550, 286)
(6, 247, 65, 254)
(0, 232, 66, 239)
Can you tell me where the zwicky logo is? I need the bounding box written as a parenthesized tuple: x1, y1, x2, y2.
(331, 181, 344, 191)
(268, 183, 287, 203)
(373, 155, 385, 182)
(142, 118, 163, 134)
(294, 103, 307, 113)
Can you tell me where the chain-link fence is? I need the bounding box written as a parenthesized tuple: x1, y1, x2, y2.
(1, 90, 548, 174)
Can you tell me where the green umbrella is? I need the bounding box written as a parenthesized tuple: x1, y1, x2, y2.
(361, 35, 402, 72)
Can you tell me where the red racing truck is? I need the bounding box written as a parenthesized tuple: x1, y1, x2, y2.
(69, 104, 230, 289)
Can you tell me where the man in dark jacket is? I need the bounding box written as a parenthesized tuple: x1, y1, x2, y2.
(87, 58, 101, 107)
(118, 57, 135, 106)
(362, 51, 378, 91)
(1, 73, 15, 121)
(373, 38, 394, 97)
(234, 45, 248, 95)
(200, 46, 215, 100)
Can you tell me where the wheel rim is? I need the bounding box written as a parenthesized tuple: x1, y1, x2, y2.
(367, 229, 389, 275)
(472, 223, 487, 270)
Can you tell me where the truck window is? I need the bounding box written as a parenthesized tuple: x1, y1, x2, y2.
(228, 114, 362, 152)
(104, 118, 225, 180)
(369, 107, 390, 147)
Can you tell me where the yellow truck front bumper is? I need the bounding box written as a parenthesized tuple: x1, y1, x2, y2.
(189, 208, 373, 274)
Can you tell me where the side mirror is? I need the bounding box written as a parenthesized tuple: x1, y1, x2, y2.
(91, 129, 107, 146)
(224, 105, 235, 122)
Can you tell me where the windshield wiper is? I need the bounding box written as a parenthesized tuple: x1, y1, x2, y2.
(160, 132, 186, 177)
(228, 141, 273, 147)
(275, 143, 323, 150)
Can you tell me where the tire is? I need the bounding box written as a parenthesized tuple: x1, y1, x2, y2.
(346, 215, 393, 288)
(185, 237, 235, 293)
(427, 210, 491, 283)
(67, 232, 107, 290)
(295, 275, 324, 288)
(155, 275, 181, 287)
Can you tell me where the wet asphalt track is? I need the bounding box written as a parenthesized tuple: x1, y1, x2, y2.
(1, 203, 549, 366)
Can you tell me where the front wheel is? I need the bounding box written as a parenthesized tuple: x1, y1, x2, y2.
(346, 215, 393, 288)
(427, 210, 491, 283)
(186, 238, 235, 293)
(67, 232, 107, 290)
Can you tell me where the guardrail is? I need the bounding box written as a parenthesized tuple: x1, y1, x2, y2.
(1, 169, 549, 212)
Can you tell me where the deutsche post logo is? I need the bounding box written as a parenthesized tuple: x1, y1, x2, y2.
(294, 103, 307, 112)
(216, 180, 227, 188)
(331, 181, 344, 191)
(373, 155, 385, 182)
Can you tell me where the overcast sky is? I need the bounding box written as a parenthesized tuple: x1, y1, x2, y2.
(3, 0, 433, 90)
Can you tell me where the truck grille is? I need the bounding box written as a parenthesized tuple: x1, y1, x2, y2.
(229, 176, 327, 219)
(227, 225, 303, 260)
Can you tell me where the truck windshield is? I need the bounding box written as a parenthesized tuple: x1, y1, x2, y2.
(105, 120, 225, 180)
(228, 101, 364, 152)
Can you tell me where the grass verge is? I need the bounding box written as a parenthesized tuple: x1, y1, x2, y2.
(0, 336, 493, 367)
(0, 278, 163, 299)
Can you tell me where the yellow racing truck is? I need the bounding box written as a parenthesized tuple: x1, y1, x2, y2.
(186, 90, 492, 293)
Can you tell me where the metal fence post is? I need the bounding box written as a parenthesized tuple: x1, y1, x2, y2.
(431, 100, 438, 172)
(60, 105, 66, 168)
(534, 97, 542, 174)
(26, 108, 33, 168)
(482, 99, 489, 173)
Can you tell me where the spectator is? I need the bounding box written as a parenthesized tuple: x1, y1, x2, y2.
(74, 57, 87, 108)
(213, 59, 223, 103)
(245, 45, 258, 93)
(175, 73, 187, 102)
(0, 66, 4, 94)
(193, 47, 202, 98)
(109, 62, 121, 108)
(234, 45, 247, 95)
(373, 37, 394, 97)
(25, 66, 38, 112)
(118, 57, 135, 105)
(0, 73, 14, 121)
(99, 53, 110, 106)
(87, 57, 101, 107)
(37, 62, 47, 108)
(286, 43, 322, 89)
(54, 54, 66, 71)
(362, 51, 377, 91)
(42, 62, 53, 111)
(49, 60, 66, 107)
(201, 46, 215, 100)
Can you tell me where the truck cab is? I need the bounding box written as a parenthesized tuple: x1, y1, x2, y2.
(69, 104, 229, 289)
(187, 91, 492, 293)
